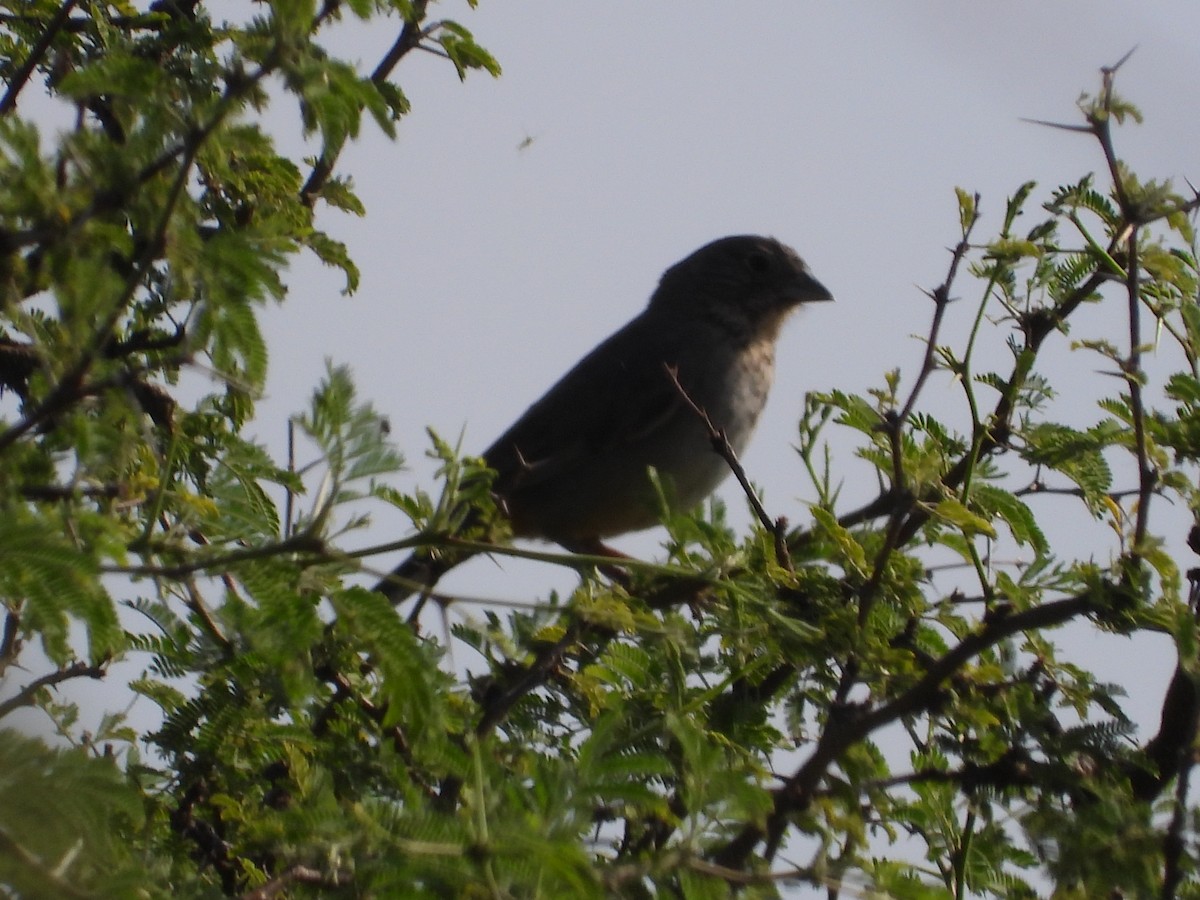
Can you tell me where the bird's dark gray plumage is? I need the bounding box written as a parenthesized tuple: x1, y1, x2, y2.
(376, 235, 831, 604)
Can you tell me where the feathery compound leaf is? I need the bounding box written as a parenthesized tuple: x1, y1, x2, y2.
(434, 20, 502, 80)
(970, 483, 1050, 555)
(330, 586, 449, 740)
(0, 513, 121, 663)
(1020, 422, 1114, 508)
(298, 363, 404, 512)
(0, 730, 146, 895)
(206, 452, 284, 541)
(306, 230, 362, 294)
(1047, 174, 1119, 226)
(818, 388, 886, 438)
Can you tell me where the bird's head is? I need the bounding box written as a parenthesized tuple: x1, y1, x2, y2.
(649, 234, 832, 341)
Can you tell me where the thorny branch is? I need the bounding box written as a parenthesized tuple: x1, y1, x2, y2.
(713, 592, 1095, 868)
(851, 202, 981, 627)
(1093, 110, 1156, 554)
(743, 54, 1200, 878)
(0, 659, 107, 721)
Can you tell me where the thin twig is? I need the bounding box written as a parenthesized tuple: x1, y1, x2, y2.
(889, 265, 1111, 547)
(0, 610, 19, 674)
(1160, 752, 1192, 900)
(853, 211, 981, 625)
(0, 825, 94, 900)
(1, 56, 276, 261)
(1124, 213, 1153, 549)
(0, 660, 106, 720)
(101, 532, 326, 579)
(474, 617, 585, 739)
(285, 418, 296, 539)
(662, 363, 792, 571)
(829, 219, 1119, 540)
(602, 851, 819, 891)
(238, 864, 352, 900)
(0, 58, 271, 453)
(18, 482, 124, 501)
(1015, 482, 1146, 502)
(180, 576, 232, 652)
(0, 11, 170, 33)
(897, 206, 980, 426)
(1083, 55, 1156, 552)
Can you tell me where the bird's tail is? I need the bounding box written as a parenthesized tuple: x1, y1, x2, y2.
(372, 499, 494, 605)
(373, 550, 463, 605)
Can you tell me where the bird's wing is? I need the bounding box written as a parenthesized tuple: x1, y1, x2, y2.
(482, 313, 693, 492)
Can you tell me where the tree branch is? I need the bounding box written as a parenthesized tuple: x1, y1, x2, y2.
(663, 362, 792, 570)
(0, 0, 79, 116)
(239, 865, 352, 900)
(0, 825, 94, 900)
(712, 591, 1094, 868)
(0, 660, 106, 720)
(299, 0, 431, 207)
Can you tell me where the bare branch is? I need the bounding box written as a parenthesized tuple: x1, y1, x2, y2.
(0, 610, 19, 675)
(239, 864, 352, 900)
(0, 660, 107, 721)
(0, 825, 94, 900)
(102, 532, 326, 579)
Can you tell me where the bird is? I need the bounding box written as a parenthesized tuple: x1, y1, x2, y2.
(375, 235, 832, 605)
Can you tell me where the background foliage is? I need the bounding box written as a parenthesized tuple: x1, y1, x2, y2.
(0, 3, 1197, 897)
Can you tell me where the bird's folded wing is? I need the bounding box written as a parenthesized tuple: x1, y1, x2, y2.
(482, 315, 691, 492)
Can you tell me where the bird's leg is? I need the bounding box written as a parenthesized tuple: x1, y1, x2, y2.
(560, 538, 633, 587)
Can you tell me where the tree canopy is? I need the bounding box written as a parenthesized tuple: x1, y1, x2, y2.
(0, 4, 1198, 897)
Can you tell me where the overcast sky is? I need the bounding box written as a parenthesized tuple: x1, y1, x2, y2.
(237, 2, 1200, 730)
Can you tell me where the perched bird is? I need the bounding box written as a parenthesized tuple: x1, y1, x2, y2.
(376, 235, 832, 604)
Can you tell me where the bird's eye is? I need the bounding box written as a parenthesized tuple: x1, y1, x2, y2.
(744, 250, 771, 275)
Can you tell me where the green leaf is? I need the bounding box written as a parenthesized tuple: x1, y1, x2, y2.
(330, 586, 448, 740)
(436, 21, 502, 80)
(811, 507, 868, 576)
(1020, 422, 1114, 508)
(306, 229, 361, 294)
(0, 730, 146, 896)
(929, 498, 996, 538)
(970, 484, 1049, 555)
(0, 513, 121, 663)
(955, 186, 976, 232)
(1002, 180, 1037, 234)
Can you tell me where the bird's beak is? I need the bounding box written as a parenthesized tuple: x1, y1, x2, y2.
(797, 271, 834, 305)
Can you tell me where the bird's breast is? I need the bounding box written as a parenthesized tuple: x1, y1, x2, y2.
(701, 335, 777, 452)
(662, 335, 777, 509)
